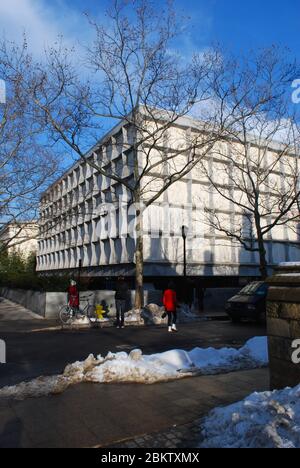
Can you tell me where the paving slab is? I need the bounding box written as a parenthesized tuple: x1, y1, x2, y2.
(0, 308, 268, 447)
(0, 368, 269, 448)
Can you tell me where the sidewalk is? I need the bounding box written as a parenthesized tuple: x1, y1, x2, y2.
(0, 295, 228, 334)
(0, 368, 269, 448)
(0, 298, 43, 322)
(0, 297, 61, 334)
(203, 311, 228, 320)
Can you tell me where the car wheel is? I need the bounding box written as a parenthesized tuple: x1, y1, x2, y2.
(231, 317, 241, 323)
(257, 311, 266, 324)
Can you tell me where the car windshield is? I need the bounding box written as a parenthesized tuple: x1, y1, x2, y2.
(239, 282, 268, 296)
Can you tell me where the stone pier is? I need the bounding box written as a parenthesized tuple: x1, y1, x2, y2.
(267, 263, 300, 390)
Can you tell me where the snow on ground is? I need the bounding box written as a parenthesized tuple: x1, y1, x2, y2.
(277, 273, 300, 277)
(0, 337, 268, 400)
(199, 384, 300, 448)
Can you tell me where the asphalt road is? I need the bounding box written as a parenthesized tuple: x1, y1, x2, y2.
(0, 320, 266, 388)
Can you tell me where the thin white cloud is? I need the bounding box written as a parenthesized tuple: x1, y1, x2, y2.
(191, 97, 300, 146)
(0, 0, 90, 55)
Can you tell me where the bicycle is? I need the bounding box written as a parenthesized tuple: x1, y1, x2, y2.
(59, 294, 95, 325)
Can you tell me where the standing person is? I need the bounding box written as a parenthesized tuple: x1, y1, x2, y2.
(163, 282, 178, 333)
(67, 279, 80, 317)
(115, 276, 129, 329)
(185, 278, 195, 313)
(197, 284, 206, 313)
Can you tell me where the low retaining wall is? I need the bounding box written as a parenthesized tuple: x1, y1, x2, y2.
(0, 288, 46, 317)
(0, 287, 163, 320)
(267, 264, 300, 390)
(0, 286, 237, 320)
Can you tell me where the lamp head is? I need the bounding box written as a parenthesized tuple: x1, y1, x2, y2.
(182, 225, 188, 239)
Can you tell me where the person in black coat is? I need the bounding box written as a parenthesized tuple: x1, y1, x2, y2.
(115, 276, 129, 328)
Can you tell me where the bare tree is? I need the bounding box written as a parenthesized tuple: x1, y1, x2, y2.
(199, 47, 300, 278)
(2, 3, 296, 301)
(0, 40, 59, 253)
(0, 1, 231, 308)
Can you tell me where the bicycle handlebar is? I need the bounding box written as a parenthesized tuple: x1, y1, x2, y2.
(80, 294, 94, 300)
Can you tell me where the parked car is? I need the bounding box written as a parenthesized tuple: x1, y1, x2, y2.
(225, 281, 269, 323)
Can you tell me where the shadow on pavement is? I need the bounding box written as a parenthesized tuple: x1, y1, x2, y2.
(0, 417, 23, 448)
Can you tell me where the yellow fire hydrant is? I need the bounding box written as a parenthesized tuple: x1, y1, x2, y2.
(95, 304, 105, 320)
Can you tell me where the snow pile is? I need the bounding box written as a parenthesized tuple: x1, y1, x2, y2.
(72, 316, 91, 325)
(188, 336, 268, 374)
(125, 310, 143, 323)
(0, 337, 268, 401)
(276, 273, 300, 278)
(200, 384, 300, 448)
(141, 304, 166, 325)
(0, 350, 194, 400)
(90, 317, 110, 323)
(63, 316, 92, 328)
(0, 354, 99, 400)
(240, 336, 268, 365)
(86, 349, 194, 384)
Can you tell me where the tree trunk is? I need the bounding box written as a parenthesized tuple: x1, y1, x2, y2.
(254, 207, 268, 280)
(257, 234, 268, 279)
(134, 220, 144, 310)
(254, 213, 268, 279)
(133, 138, 144, 310)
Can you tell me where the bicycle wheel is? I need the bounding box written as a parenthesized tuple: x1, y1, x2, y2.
(59, 305, 72, 324)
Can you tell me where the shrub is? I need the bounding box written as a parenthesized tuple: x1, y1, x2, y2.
(0, 252, 72, 292)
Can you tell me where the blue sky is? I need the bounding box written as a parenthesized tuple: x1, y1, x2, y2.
(174, 0, 300, 58)
(1, 0, 299, 159)
(0, 1, 298, 206)
(0, 0, 299, 59)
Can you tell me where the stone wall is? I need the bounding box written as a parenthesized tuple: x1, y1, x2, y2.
(267, 264, 300, 390)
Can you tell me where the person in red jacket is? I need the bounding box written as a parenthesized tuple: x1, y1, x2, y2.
(163, 282, 178, 332)
(67, 279, 80, 316)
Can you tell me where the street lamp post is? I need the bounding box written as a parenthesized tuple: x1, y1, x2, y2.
(78, 258, 82, 295)
(182, 225, 187, 279)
